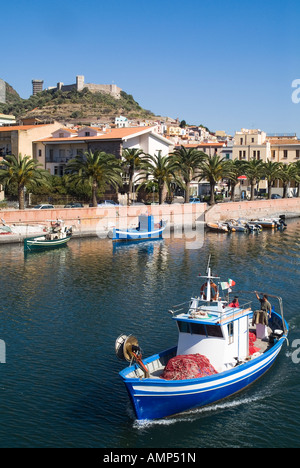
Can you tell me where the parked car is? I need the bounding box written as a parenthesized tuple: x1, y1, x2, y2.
(189, 197, 201, 204)
(97, 200, 119, 207)
(32, 204, 54, 210)
(271, 194, 282, 199)
(64, 203, 84, 208)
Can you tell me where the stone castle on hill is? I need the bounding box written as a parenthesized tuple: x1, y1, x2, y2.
(32, 75, 122, 99)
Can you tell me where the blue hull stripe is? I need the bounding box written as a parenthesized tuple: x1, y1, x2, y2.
(122, 339, 285, 419)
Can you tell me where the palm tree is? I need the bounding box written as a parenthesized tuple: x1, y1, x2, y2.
(294, 160, 300, 197)
(198, 154, 232, 205)
(169, 146, 205, 202)
(136, 151, 175, 204)
(263, 160, 281, 199)
(241, 159, 265, 201)
(66, 150, 122, 207)
(226, 159, 245, 201)
(0, 154, 50, 210)
(121, 148, 144, 204)
(277, 163, 297, 198)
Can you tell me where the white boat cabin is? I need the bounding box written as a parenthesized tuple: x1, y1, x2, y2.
(172, 269, 253, 373)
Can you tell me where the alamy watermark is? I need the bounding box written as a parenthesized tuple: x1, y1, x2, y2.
(291, 79, 300, 103)
(95, 204, 205, 250)
(0, 339, 6, 363)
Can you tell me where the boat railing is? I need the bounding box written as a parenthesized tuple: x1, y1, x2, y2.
(233, 290, 287, 335)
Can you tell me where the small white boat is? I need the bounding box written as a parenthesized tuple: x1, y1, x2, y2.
(206, 222, 229, 233)
(253, 215, 287, 229)
(116, 258, 288, 420)
(227, 219, 262, 233)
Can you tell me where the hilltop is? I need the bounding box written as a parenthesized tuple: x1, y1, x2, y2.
(0, 84, 157, 124)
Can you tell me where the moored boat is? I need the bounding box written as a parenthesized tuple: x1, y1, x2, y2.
(252, 215, 287, 229)
(110, 214, 166, 242)
(206, 222, 229, 233)
(24, 220, 72, 252)
(116, 258, 288, 420)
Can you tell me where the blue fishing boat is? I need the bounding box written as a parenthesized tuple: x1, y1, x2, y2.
(116, 258, 289, 420)
(111, 214, 166, 243)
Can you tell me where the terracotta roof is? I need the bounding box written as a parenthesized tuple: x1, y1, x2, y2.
(0, 124, 48, 132)
(36, 126, 159, 143)
(268, 138, 300, 145)
(179, 143, 224, 148)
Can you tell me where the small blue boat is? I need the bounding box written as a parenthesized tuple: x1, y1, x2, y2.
(116, 258, 288, 420)
(111, 214, 166, 243)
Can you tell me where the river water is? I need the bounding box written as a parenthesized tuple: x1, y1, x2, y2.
(0, 219, 299, 448)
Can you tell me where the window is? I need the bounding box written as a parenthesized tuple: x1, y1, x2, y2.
(190, 323, 206, 336)
(227, 323, 234, 344)
(38, 149, 42, 157)
(296, 150, 300, 159)
(206, 325, 223, 338)
(240, 138, 243, 145)
(177, 321, 190, 333)
(85, 132, 90, 136)
(283, 150, 288, 159)
(257, 150, 260, 160)
(253, 150, 256, 159)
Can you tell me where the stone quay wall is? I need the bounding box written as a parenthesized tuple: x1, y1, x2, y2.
(0, 198, 299, 243)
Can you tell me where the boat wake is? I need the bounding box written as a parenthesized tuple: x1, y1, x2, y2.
(132, 373, 286, 430)
(132, 393, 264, 430)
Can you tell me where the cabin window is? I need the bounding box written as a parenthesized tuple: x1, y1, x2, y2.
(177, 321, 190, 333)
(190, 323, 206, 336)
(227, 323, 234, 344)
(206, 325, 223, 338)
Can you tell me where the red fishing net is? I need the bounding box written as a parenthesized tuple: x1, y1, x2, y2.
(160, 353, 218, 380)
(249, 331, 260, 355)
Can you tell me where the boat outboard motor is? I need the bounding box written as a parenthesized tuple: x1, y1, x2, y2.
(279, 215, 287, 228)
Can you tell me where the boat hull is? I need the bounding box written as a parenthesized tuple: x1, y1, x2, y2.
(121, 338, 285, 420)
(112, 226, 165, 242)
(24, 236, 71, 251)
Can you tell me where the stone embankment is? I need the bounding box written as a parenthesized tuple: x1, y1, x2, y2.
(0, 198, 299, 244)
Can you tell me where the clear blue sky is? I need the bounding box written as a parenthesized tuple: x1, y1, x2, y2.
(2, 0, 300, 136)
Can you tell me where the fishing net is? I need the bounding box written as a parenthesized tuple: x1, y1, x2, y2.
(249, 331, 260, 355)
(160, 353, 218, 380)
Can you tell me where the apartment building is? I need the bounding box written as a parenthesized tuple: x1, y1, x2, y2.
(35, 126, 172, 176)
(232, 128, 270, 162)
(268, 135, 300, 164)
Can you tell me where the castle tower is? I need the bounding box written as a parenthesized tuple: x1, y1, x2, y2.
(0, 79, 5, 103)
(32, 79, 44, 95)
(76, 75, 85, 91)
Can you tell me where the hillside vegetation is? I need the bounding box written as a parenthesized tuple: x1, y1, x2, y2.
(0, 85, 156, 123)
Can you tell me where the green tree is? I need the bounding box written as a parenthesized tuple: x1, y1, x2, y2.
(121, 148, 144, 204)
(226, 159, 245, 201)
(294, 160, 300, 197)
(66, 150, 122, 207)
(262, 160, 281, 199)
(277, 163, 297, 198)
(199, 154, 232, 205)
(241, 159, 265, 201)
(137, 151, 175, 204)
(0, 154, 50, 210)
(170, 146, 205, 203)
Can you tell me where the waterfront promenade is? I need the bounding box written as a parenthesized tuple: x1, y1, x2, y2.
(0, 198, 299, 243)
